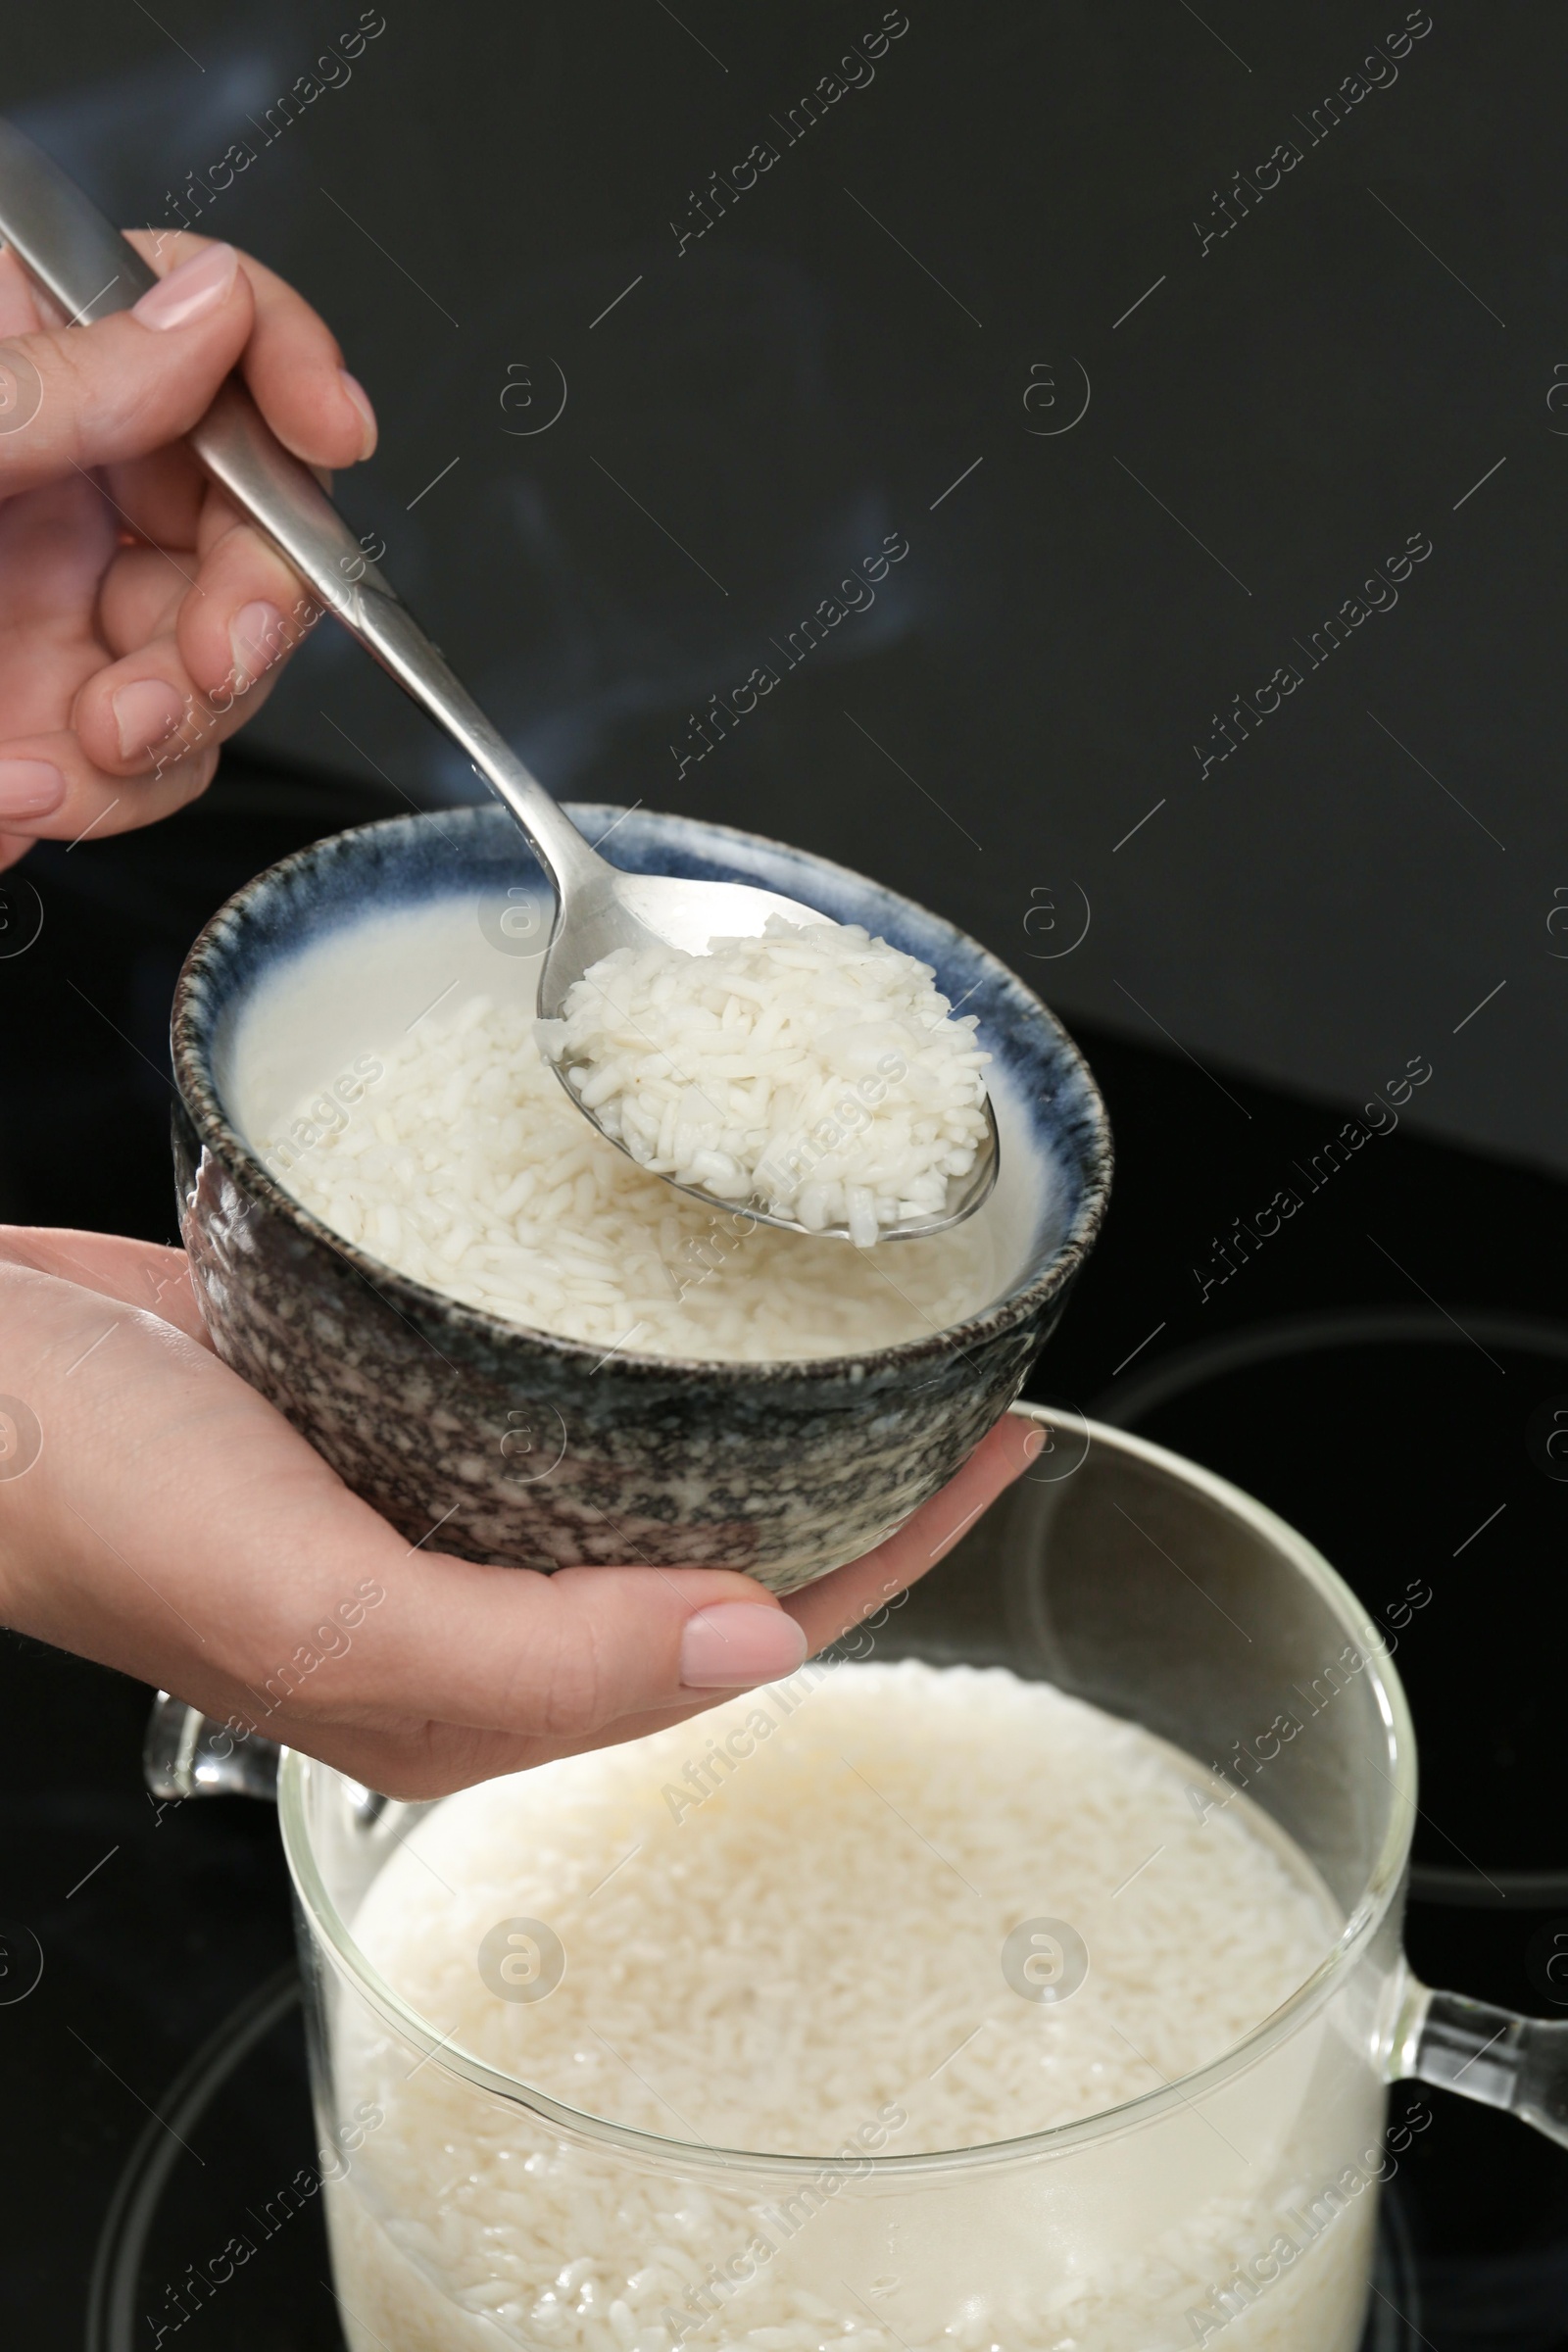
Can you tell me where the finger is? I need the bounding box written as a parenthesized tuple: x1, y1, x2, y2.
(262, 1691, 756, 1803)
(0, 247, 46, 339)
(95, 538, 191, 660)
(0, 476, 208, 842)
(784, 1411, 1045, 1654)
(176, 514, 322, 697)
(238, 248, 377, 466)
(122, 231, 375, 468)
(290, 1423, 1042, 1773)
(71, 527, 318, 778)
(96, 441, 208, 570)
(0, 470, 118, 638)
(0, 478, 121, 840)
(342, 1559, 811, 1743)
(0, 720, 219, 849)
(0, 243, 257, 494)
(146, 1562, 808, 1804)
(172, 1596, 799, 1804)
(264, 1422, 1046, 1799)
(0, 1226, 209, 1346)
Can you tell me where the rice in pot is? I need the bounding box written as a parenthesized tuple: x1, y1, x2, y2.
(322, 1665, 1377, 2352)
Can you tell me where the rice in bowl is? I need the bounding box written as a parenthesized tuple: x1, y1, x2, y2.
(235, 904, 1023, 1364)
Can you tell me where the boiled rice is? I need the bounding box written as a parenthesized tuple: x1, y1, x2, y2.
(540, 920, 991, 1247)
(324, 1664, 1375, 2352)
(273, 995, 998, 1360)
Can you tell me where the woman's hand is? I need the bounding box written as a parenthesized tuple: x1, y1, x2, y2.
(0, 230, 377, 871)
(0, 1228, 1042, 1799)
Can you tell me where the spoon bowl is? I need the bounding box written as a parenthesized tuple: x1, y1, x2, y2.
(0, 115, 998, 1244)
(540, 862, 1002, 1241)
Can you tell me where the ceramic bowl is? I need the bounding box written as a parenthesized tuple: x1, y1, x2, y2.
(170, 805, 1111, 1592)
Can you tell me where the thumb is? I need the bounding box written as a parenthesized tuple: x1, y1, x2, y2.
(0, 242, 254, 491)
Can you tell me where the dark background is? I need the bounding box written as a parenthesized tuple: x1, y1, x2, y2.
(3, 4, 1568, 2348)
(6, 0, 1565, 1168)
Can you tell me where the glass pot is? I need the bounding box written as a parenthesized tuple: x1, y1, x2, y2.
(148, 1407, 1568, 2352)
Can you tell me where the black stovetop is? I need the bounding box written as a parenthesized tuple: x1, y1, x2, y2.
(3, 760, 1566, 2350)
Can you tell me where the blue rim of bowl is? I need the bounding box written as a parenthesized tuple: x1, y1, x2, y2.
(170, 808, 1114, 1382)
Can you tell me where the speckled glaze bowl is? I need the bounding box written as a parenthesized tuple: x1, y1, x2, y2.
(171, 806, 1111, 1593)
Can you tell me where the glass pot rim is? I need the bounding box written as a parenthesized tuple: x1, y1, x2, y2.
(277, 1409, 1418, 2181)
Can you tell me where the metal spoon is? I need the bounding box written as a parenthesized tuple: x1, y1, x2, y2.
(0, 120, 998, 1241)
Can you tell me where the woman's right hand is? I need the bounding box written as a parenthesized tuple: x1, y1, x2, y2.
(0, 231, 377, 869)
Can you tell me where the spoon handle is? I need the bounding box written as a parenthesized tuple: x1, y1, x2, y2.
(0, 117, 603, 900)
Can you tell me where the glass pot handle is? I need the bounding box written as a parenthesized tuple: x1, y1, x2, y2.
(143, 1693, 280, 1803)
(1396, 1978, 1568, 2149)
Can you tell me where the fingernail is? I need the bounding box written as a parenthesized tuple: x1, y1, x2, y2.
(680, 1603, 808, 1690)
(338, 368, 377, 460)
(113, 678, 185, 760)
(1022, 1426, 1046, 1461)
(131, 243, 239, 332)
(0, 759, 65, 817)
(228, 600, 286, 689)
